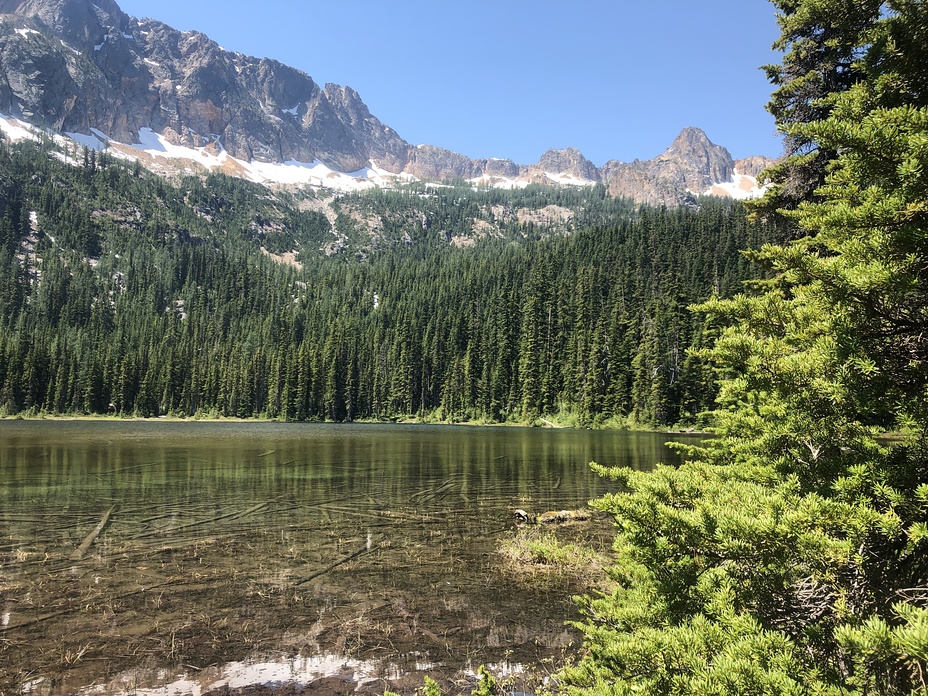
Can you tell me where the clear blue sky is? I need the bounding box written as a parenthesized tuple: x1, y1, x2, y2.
(115, 0, 784, 166)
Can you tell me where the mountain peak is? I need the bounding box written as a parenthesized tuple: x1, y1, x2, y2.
(664, 127, 729, 163)
(599, 127, 757, 205)
(0, 0, 770, 204)
(528, 148, 601, 184)
(657, 127, 734, 188)
(670, 126, 713, 146)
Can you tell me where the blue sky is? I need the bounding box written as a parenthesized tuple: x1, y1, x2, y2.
(115, 1, 784, 166)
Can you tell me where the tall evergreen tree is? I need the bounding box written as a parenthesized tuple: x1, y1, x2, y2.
(565, 2, 928, 693)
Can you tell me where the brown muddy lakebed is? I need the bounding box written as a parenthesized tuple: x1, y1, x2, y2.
(0, 422, 697, 694)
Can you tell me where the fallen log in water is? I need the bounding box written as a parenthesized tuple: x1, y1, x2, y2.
(130, 501, 269, 539)
(293, 536, 377, 586)
(513, 508, 592, 526)
(69, 506, 116, 560)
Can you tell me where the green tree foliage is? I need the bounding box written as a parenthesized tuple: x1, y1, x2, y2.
(564, 2, 928, 693)
(0, 134, 779, 425)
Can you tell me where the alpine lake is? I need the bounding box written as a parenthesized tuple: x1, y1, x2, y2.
(0, 421, 701, 695)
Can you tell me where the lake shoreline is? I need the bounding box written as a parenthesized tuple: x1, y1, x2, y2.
(0, 412, 708, 436)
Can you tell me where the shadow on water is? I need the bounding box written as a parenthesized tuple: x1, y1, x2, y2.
(0, 422, 700, 695)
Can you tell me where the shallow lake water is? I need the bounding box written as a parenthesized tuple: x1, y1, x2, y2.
(0, 421, 700, 695)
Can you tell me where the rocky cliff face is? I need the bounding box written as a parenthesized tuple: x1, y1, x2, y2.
(734, 155, 775, 178)
(0, 0, 128, 50)
(601, 127, 746, 206)
(0, 0, 775, 202)
(524, 148, 601, 184)
(0, 0, 413, 170)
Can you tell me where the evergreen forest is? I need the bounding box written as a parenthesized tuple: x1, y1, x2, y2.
(2, 0, 928, 692)
(0, 135, 780, 426)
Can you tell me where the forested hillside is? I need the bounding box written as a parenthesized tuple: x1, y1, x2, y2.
(0, 135, 780, 425)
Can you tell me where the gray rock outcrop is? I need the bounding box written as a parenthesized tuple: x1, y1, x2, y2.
(0, 0, 775, 203)
(602, 128, 755, 205)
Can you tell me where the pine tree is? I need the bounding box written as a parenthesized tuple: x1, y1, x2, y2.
(564, 2, 928, 693)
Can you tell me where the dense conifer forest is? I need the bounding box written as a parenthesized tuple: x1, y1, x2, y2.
(0, 135, 779, 425)
(4, 0, 928, 691)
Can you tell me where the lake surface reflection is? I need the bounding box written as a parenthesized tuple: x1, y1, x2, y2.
(0, 421, 699, 695)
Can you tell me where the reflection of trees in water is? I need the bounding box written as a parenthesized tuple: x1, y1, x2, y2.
(0, 422, 692, 693)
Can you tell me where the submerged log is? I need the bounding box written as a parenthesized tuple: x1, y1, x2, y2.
(514, 508, 592, 526)
(130, 501, 268, 539)
(293, 534, 376, 586)
(70, 506, 116, 560)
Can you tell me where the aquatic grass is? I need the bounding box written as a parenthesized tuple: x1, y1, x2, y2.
(497, 527, 612, 591)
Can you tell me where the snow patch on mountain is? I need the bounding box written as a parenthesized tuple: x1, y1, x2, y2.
(94, 126, 415, 192)
(544, 172, 597, 187)
(0, 114, 769, 202)
(65, 130, 108, 151)
(250, 159, 365, 188)
(467, 175, 530, 190)
(247, 159, 416, 191)
(704, 171, 766, 200)
(3, 115, 417, 193)
(0, 115, 40, 143)
(466, 171, 599, 190)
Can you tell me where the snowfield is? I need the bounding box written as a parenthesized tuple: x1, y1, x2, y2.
(0, 115, 765, 199)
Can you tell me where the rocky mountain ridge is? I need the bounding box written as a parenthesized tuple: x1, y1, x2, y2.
(0, 0, 775, 204)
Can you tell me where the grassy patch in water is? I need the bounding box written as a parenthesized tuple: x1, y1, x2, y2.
(497, 527, 612, 592)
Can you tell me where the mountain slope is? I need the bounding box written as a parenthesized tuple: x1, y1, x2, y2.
(0, 0, 411, 170)
(0, 132, 782, 426)
(601, 127, 770, 205)
(0, 0, 775, 203)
